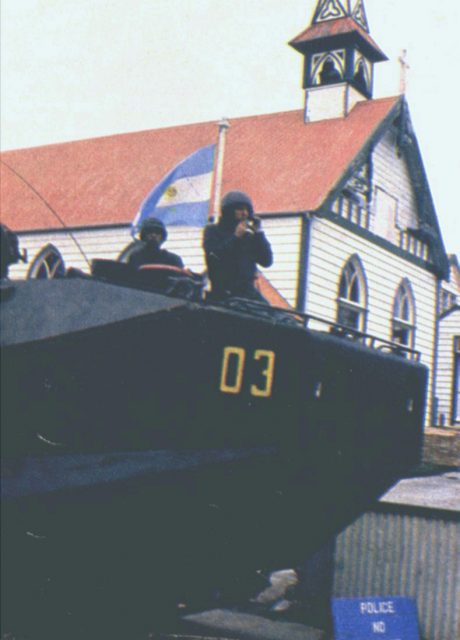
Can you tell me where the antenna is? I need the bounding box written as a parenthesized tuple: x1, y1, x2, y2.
(1, 159, 91, 269)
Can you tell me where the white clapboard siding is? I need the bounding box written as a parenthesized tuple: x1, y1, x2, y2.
(307, 217, 438, 426)
(371, 127, 419, 239)
(9, 227, 134, 279)
(256, 217, 302, 306)
(10, 216, 302, 306)
(436, 310, 460, 426)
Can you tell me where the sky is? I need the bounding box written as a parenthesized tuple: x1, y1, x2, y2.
(1, 0, 459, 256)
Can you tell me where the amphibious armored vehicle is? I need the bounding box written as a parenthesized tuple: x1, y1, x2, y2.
(1, 255, 427, 638)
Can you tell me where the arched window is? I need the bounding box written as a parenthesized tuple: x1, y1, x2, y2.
(336, 256, 367, 332)
(27, 244, 65, 279)
(392, 280, 416, 348)
(311, 50, 345, 86)
(353, 59, 368, 93)
(319, 58, 342, 85)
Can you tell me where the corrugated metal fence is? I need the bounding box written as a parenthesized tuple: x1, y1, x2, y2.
(333, 508, 459, 640)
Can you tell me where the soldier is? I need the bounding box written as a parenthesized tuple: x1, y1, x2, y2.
(203, 191, 273, 301)
(127, 217, 184, 270)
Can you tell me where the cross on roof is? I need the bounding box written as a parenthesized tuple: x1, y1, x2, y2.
(398, 49, 410, 94)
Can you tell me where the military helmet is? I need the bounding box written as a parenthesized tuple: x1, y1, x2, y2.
(221, 191, 254, 219)
(140, 217, 167, 242)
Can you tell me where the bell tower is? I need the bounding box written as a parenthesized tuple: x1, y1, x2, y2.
(289, 0, 387, 122)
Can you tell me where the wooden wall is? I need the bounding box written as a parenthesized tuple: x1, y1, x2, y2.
(306, 217, 437, 426)
(436, 309, 460, 426)
(371, 127, 419, 238)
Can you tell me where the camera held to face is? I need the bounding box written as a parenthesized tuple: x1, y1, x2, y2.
(247, 217, 262, 232)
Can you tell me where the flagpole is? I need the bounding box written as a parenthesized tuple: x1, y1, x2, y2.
(210, 118, 230, 222)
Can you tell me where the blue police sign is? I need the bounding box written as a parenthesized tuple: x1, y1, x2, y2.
(332, 596, 420, 639)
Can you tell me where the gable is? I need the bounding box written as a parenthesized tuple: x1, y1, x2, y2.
(372, 128, 418, 233)
(318, 99, 449, 278)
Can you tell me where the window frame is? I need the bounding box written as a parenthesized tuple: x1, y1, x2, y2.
(336, 255, 368, 333)
(452, 337, 460, 424)
(391, 279, 416, 349)
(27, 244, 65, 279)
(373, 186, 399, 243)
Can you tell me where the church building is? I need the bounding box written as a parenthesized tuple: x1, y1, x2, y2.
(0, 0, 452, 429)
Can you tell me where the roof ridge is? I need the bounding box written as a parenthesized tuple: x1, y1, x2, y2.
(1, 108, 306, 154)
(1, 120, 213, 154)
(1, 101, 405, 155)
(353, 95, 401, 107)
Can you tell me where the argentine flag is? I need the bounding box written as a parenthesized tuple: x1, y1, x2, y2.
(132, 144, 216, 235)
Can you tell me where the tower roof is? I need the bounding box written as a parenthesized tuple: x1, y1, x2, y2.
(312, 0, 369, 30)
(290, 0, 387, 62)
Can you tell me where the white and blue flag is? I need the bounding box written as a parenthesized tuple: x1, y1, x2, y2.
(132, 144, 216, 235)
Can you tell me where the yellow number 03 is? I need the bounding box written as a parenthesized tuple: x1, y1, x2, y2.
(219, 347, 276, 398)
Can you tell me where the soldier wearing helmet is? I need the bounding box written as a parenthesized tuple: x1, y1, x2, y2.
(203, 191, 273, 301)
(127, 218, 184, 270)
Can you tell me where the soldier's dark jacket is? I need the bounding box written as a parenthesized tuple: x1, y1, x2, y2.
(128, 242, 184, 270)
(203, 191, 273, 299)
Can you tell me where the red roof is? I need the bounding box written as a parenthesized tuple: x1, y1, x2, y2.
(256, 273, 292, 310)
(0, 96, 400, 232)
(289, 17, 387, 61)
